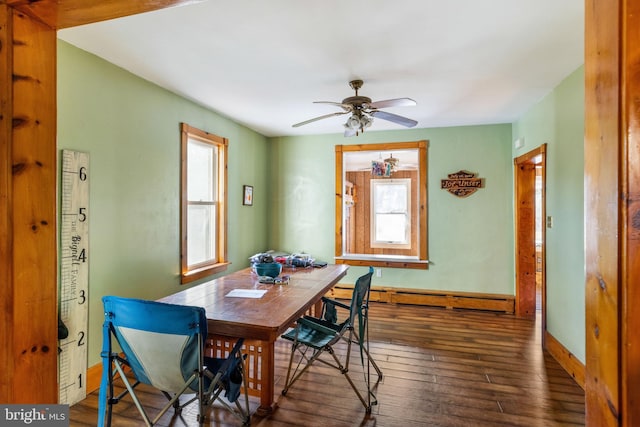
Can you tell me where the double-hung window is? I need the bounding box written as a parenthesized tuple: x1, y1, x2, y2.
(370, 179, 411, 249)
(180, 123, 228, 283)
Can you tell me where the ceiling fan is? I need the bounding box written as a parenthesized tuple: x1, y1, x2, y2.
(292, 79, 418, 137)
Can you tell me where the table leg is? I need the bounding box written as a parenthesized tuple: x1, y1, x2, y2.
(206, 335, 276, 415)
(313, 300, 323, 317)
(256, 340, 275, 416)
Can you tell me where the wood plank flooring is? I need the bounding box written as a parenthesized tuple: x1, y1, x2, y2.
(69, 303, 585, 426)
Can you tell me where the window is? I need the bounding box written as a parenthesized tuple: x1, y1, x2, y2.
(370, 179, 411, 249)
(180, 123, 229, 283)
(335, 141, 428, 269)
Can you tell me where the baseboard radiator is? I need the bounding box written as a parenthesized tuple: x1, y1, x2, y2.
(327, 284, 515, 314)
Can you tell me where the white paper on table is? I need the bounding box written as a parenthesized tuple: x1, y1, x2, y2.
(225, 289, 268, 298)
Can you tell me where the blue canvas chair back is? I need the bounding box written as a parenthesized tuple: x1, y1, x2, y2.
(324, 266, 373, 334)
(350, 266, 373, 323)
(101, 296, 207, 393)
(350, 267, 373, 351)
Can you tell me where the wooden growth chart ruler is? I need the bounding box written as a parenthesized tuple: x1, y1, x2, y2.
(58, 150, 90, 406)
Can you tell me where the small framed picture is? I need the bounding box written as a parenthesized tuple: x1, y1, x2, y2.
(243, 185, 253, 206)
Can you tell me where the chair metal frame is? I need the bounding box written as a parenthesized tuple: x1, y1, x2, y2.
(281, 267, 383, 412)
(97, 296, 251, 426)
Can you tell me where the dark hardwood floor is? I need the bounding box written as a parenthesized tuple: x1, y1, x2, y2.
(70, 303, 585, 426)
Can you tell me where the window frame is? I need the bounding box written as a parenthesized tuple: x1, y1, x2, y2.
(335, 140, 429, 269)
(180, 123, 229, 284)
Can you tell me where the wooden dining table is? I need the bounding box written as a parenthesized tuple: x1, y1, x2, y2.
(159, 263, 349, 415)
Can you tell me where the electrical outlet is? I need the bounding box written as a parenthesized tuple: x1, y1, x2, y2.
(547, 216, 553, 228)
(376, 268, 382, 277)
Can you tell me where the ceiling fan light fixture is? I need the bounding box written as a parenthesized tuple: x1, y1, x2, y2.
(344, 113, 373, 135)
(360, 114, 373, 129)
(344, 115, 361, 130)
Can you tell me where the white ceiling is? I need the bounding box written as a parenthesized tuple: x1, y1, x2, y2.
(58, 0, 584, 138)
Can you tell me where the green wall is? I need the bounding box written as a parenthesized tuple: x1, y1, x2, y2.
(267, 124, 515, 294)
(57, 41, 270, 366)
(512, 66, 585, 363)
(58, 39, 585, 370)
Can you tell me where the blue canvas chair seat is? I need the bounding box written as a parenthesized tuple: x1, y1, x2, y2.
(287, 317, 339, 349)
(98, 296, 250, 426)
(281, 267, 383, 413)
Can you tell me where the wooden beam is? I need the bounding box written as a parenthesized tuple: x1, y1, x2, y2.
(6, 0, 205, 29)
(621, 1, 640, 426)
(583, 0, 640, 425)
(0, 5, 57, 403)
(584, 0, 620, 420)
(0, 3, 14, 403)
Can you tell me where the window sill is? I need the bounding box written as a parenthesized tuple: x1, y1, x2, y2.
(181, 262, 231, 284)
(335, 255, 429, 270)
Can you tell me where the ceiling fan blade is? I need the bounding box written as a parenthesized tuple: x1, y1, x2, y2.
(370, 110, 418, 128)
(368, 97, 416, 109)
(314, 101, 353, 112)
(292, 111, 348, 128)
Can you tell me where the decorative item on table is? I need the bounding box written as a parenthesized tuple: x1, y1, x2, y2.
(273, 253, 315, 268)
(258, 275, 290, 285)
(249, 252, 282, 279)
(250, 252, 275, 264)
(250, 250, 326, 270)
(254, 262, 282, 278)
(288, 253, 315, 268)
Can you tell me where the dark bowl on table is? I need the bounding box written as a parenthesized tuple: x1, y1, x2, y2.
(254, 262, 282, 278)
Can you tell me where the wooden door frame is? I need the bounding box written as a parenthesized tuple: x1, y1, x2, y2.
(514, 144, 547, 326)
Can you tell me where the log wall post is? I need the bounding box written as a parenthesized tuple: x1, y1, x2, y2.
(0, 4, 58, 403)
(585, 0, 640, 425)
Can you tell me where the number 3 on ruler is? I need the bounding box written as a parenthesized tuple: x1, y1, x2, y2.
(59, 150, 90, 406)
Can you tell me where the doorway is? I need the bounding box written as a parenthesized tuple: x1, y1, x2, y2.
(514, 144, 547, 328)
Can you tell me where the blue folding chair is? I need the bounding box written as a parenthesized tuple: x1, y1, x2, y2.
(281, 267, 383, 413)
(97, 296, 250, 426)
